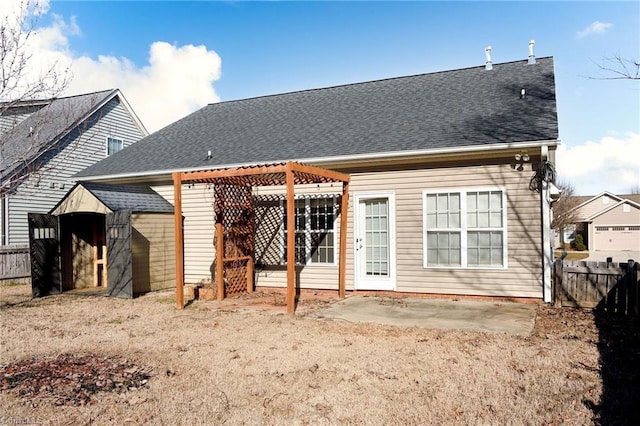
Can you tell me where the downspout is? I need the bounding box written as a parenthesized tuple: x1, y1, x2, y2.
(540, 145, 553, 303)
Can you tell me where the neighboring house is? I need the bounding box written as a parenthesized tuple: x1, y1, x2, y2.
(566, 192, 640, 252)
(0, 89, 148, 247)
(47, 54, 560, 303)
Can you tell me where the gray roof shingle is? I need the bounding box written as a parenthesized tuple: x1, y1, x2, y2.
(77, 58, 558, 179)
(78, 182, 174, 213)
(1, 90, 116, 181)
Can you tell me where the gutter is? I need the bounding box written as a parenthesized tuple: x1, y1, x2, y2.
(75, 138, 560, 183)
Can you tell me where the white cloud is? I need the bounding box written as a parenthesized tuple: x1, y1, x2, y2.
(556, 132, 640, 195)
(4, 0, 222, 132)
(67, 42, 222, 132)
(576, 21, 613, 39)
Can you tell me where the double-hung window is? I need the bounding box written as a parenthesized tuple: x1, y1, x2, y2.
(423, 188, 506, 268)
(106, 137, 124, 156)
(282, 197, 336, 265)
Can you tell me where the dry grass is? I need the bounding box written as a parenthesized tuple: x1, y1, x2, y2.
(554, 251, 590, 261)
(0, 284, 619, 425)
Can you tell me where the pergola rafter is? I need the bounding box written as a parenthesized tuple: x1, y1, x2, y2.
(173, 161, 350, 314)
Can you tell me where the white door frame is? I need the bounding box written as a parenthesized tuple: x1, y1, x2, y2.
(353, 191, 396, 291)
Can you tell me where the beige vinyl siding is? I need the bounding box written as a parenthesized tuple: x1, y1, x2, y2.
(131, 213, 175, 293)
(155, 161, 543, 298)
(7, 97, 145, 245)
(576, 194, 619, 220)
(591, 202, 640, 226)
(340, 163, 543, 298)
(153, 184, 216, 283)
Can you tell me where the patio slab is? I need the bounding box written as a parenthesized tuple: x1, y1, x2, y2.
(312, 296, 538, 336)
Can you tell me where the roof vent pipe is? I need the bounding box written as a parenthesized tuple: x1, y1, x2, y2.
(528, 40, 536, 64)
(484, 46, 493, 70)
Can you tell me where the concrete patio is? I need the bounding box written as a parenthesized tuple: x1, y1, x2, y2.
(312, 296, 538, 336)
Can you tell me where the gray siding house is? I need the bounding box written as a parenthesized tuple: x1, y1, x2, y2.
(67, 55, 559, 303)
(0, 90, 148, 247)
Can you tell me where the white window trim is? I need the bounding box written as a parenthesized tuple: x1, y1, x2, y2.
(422, 186, 508, 270)
(106, 136, 124, 156)
(279, 195, 338, 267)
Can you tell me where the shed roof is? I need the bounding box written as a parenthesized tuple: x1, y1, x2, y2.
(76, 57, 558, 180)
(82, 182, 174, 213)
(51, 182, 174, 215)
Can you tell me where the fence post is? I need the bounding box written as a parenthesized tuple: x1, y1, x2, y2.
(553, 258, 562, 307)
(629, 259, 638, 320)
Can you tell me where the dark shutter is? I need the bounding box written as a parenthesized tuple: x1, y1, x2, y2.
(106, 210, 133, 298)
(28, 213, 61, 297)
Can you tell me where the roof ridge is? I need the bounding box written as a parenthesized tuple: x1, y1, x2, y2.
(208, 57, 554, 106)
(0, 89, 116, 106)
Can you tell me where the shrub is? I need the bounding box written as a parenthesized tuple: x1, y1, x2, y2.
(573, 234, 586, 251)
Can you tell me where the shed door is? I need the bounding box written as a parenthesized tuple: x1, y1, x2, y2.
(28, 213, 61, 297)
(106, 210, 133, 298)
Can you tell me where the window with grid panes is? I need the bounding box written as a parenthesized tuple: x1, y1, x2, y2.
(282, 197, 335, 265)
(424, 189, 506, 268)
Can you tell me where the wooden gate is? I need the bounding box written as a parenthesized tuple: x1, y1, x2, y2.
(554, 259, 639, 318)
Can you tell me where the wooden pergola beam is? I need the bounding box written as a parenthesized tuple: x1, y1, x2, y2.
(290, 162, 350, 184)
(173, 161, 351, 313)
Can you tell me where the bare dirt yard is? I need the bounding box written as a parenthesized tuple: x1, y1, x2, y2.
(1, 284, 638, 425)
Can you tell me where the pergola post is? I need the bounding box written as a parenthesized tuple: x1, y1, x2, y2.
(173, 172, 185, 309)
(214, 185, 225, 301)
(285, 164, 296, 315)
(339, 182, 349, 298)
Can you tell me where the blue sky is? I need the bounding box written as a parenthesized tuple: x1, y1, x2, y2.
(19, 1, 640, 194)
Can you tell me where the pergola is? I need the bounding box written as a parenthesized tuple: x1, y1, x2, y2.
(172, 162, 350, 314)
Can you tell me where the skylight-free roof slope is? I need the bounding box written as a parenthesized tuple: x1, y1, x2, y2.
(77, 57, 558, 179)
(1, 90, 116, 179)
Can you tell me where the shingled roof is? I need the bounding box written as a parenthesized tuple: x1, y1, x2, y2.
(51, 182, 175, 214)
(77, 57, 558, 179)
(0, 90, 117, 182)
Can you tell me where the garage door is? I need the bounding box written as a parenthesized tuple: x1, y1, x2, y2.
(593, 226, 640, 251)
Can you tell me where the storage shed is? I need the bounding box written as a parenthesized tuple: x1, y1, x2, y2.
(29, 182, 175, 298)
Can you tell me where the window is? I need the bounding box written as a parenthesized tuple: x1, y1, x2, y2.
(106, 137, 124, 156)
(33, 227, 56, 239)
(623, 204, 631, 213)
(423, 188, 506, 268)
(282, 197, 336, 265)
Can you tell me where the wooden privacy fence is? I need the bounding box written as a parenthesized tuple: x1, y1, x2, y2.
(0, 245, 30, 282)
(554, 259, 639, 318)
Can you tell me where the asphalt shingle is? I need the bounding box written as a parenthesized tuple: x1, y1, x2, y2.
(76, 58, 558, 179)
(80, 182, 174, 213)
(1, 90, 116, 180)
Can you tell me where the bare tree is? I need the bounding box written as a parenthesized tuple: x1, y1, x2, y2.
(551, 179, 581, 248)
(1, 0, 74, 195)
(629, 185, 640, 195)
(591, 55, 640, 80)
